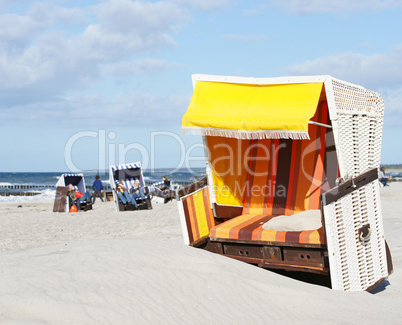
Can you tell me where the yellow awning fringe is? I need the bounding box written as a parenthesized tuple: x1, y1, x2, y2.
(181, 127, 310, 140)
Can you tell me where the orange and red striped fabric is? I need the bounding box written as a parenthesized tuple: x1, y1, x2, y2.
(210, 101, 338, 246)
(209, 214, 325, 245)
(181, 187, 215, 244)
(242, 100, 338, 216)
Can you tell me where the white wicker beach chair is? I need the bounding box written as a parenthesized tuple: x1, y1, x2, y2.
(177, 74, 393, 291)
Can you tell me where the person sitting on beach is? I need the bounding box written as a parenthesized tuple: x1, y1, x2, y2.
(92, 175, 104, 203)
(130, 180, 146, 202)
(67, 184, 92, 210)
(116, 181, 138, 209)
(379, 167, 390, 187)
(160, 176, 171, 191)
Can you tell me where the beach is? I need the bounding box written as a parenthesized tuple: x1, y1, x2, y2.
(0, 184, 401, 324)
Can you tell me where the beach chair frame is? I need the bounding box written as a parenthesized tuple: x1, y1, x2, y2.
(109, 162, 152, 212)
(178, 74, 393, 291)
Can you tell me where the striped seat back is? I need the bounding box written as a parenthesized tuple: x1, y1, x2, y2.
(115, 178, 141, 192)
(178, 186, 216, 245)
(243, 101, 339, 216)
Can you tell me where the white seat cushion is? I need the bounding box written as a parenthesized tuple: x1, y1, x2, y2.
(262, 209, 322, 232)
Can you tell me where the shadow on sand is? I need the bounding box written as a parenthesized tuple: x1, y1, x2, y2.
(270, 269, 332, 288)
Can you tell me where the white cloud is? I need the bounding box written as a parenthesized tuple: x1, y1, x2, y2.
(286, 46, 402, 125)
(101, 58, 181, 76)
(0, 2, 86, 44)
(271, 0, 402, 14)
(0, 91, 190, 128)
(0, 0, 189, 107)
(94, 0, 186, 36)
(173, 0, 229, 11)
(27, 2, 87, 26)
(0, 13, 45, 48)
(286, 46, 402, 89)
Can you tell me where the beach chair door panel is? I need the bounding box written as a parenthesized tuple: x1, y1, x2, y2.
(322, 169, 390, 291)
(53, 186, 68, 212)
(178, 186, 215, 246)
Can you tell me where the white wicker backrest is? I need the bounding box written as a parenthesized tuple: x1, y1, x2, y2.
(323, 78, 388, 291)
(325, 77, 385, 179)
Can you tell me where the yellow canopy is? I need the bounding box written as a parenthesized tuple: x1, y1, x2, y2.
(182, 81, 324, 140)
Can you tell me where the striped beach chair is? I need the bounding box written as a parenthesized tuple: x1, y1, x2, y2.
(178, 74, 393, 291)
(53, 173, 92, 212)
(109, 162, 152, 212)
(150, 180, 176, 204)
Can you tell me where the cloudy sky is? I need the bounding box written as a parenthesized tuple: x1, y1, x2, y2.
(1, 0, 401, 172)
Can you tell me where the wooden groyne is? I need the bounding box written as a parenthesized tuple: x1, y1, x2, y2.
(0, 192, 42, 196)
(0, 184, 55, 190)
(0, 181, 191, 196)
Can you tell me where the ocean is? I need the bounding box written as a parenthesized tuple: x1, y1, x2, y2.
(0, 169, 206, 203)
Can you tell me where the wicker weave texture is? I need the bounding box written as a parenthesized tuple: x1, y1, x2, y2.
(324, 180, 387, 291)
(330, 79, 384, 179)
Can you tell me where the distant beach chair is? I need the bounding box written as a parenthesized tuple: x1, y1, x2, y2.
(177, 74, 393, 292)
(149, 180, 176, 204)
(53, 173, 92, 212)
(109, 162, 152, 212)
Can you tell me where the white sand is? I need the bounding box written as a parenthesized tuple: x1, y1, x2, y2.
(0, 185, 401, 324)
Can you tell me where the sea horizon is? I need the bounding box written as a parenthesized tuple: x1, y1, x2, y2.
(0, 168, 206, 203)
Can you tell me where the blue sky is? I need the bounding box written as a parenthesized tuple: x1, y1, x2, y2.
(1, 0, 402, 172)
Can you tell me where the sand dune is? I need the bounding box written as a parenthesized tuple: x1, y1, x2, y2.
(0, 185, 401, 324)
